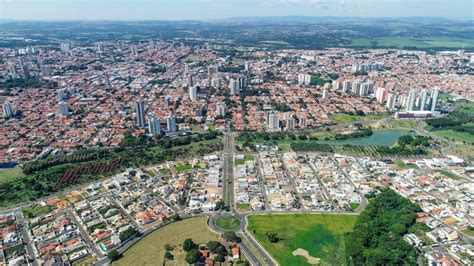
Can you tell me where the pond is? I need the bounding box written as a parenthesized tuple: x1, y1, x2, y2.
(318, 130, 414, 147)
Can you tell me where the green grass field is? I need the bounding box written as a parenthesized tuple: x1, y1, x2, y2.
(247, 214, 357, 265)
(114, 217, 220, 266)
(0, 167, 24, 183)
(349, 37, 474, 49)
(215, 216, 241, 231)
(433, 130, 474, 144)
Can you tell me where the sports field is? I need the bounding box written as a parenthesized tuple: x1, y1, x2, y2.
(247, 214, 357, 265)
(113, 217, 219, 266)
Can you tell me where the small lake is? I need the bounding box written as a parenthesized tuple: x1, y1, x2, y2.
(318, 130, 414, 147)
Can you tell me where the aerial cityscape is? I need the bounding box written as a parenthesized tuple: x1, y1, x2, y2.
(0, 1, 473, 266)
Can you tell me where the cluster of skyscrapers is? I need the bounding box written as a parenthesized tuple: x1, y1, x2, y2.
(333, 79, 374, 97)
(134, 101, 177, 135)
(334, 79, 440, 113)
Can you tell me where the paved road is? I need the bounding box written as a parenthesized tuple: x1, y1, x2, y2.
(308, 161, 339, 209)
(222, 132, 236, 211)
(15, 209, 39, 266)
(209, 213, 274, 266)
(330, 157, 368, 213)
(68, 209, 104, 259)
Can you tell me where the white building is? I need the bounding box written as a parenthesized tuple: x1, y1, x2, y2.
(268, 110, 280, 131)
(189, 86, 197, 102)
(148, 117, 161, 135)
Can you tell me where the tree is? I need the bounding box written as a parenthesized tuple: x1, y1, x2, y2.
(164, 251, 174, 260)
(215, 200, 225, 210)
(355, 110, 365, 116)
(346, 189, 420, 265)
(108, 250, 121, 261)
(207, 241, 222, 252)
(214, 254, 225, 262)
(267, 232, 280, 243)
(183, 238, 198, 252)
(171, 214, 181, 221)
(223, 231, 239, 243)
(398, 135, 414, 146)
(185, 249, 201, 264)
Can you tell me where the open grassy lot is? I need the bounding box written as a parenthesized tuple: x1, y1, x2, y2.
(235, 154, 254, 165)
(329, 113, 388, 124)
(247, 214, 357, 265)
(236, 203, 251, 211)
(438, 170, 462, 181)
(0, 167, 24, 183)
(433, 130, 474, 144)
(184, 53, 208, 62)
(114, 217, 220, 266)
(215, 216, 241, 231)
(451, 144, 474, 160)
(72, 255, 95, 266)
(22, 203, 54, 219)
(381, 119, 422, 131)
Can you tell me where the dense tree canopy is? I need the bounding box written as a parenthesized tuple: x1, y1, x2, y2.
(346, 189, 422, 265)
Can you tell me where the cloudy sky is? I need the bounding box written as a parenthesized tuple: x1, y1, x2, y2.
(0, 0, 472, 20)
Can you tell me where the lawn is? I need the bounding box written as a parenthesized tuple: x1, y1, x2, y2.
(433, 130, 474, 144)
(215, 216, 241, 231)
(394, 160, 419, 169)
(114, 217, 220, 266)
(247, 214, 357, 265)
(0, 167, 24, 183)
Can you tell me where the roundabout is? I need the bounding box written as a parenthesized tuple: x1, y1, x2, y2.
(212, 214, 243, 232)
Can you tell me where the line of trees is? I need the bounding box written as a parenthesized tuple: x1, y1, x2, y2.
(23, 148, 110, 175)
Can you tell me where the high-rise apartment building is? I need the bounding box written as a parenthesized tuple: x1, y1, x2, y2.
(135, 101, 146, 128)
